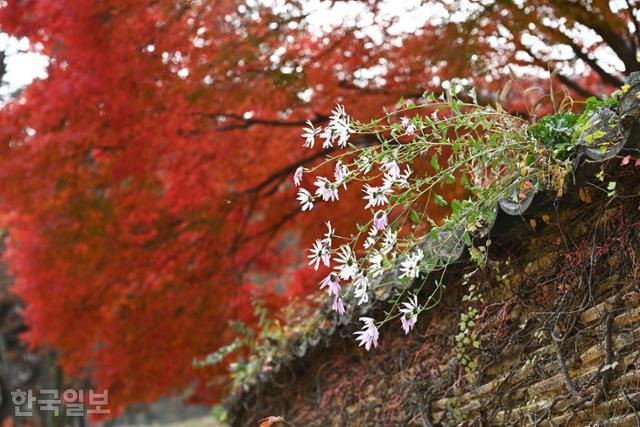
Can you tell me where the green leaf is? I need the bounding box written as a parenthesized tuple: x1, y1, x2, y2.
(410, 210, 421, 224)
(451, 199, 462, 214)
(463, 232, 472, 246)
(211, 405, 228, 423)
(460, 174, 470, 189)
(434, 194, 448, 207)
(431, 154, 440, 171)
(470, 87, 478, 104)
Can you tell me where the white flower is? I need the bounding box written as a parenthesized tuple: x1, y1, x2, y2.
(334, 161, 349, 186)
(301, 120, 320, 148)
(334, 127, 349, 148)
(323, 221, 334, 246)
(400, 248, 424, 279)
(380, 229, 397, 255)
(297, 188, 314, 211)
(318, 105, 351, 149)
(373, 211, 388, 230)
(383, 159, 401, 179)
(363, 226, 378, 249)
(330, 104, 348, 124)
(369, 251, 384, 278)
(334, 245, 358, 281)
(332, 295, 345, 316)
(320, 126, 334, 149)
(400, 293, 419, 316)
(397, 165, 413, 188)
(354, 317, 379, 351)
(382, 173, 395, 189)
(308, 239, 330, 270)
(329, 104, 351, 148)
(314, 177, 339, 202)
(319, 272, 340, 296)
(363, 184, 391, 209)
(294, 166, 304, 186)
(357, 154, 373, 174)
(383, 164, 412, 189)
(401, 116, 416, 135)
(353, 274, 369, 305)
(400, 293, 419, 334)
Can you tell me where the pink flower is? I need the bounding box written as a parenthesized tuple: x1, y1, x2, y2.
(373, 211, 388, 230)
(622, 154, 632, 166)
(401, 315, 417, 334)
(354, 317, 379, 351)
(383, 159, 401, 179)
(319, 273, 340, 296)
(332, 296, 345, 316)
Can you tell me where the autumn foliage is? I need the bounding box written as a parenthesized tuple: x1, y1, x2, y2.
(0, 0, 633, 413)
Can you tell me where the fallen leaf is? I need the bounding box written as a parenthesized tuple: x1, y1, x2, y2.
(579, 187, 592, 203)
(259, 416, 289, 427)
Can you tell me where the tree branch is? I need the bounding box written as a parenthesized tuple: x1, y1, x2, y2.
(241, 135, 374, 196)
(625, 0, 640, 50)
(196, 112, 329, 132)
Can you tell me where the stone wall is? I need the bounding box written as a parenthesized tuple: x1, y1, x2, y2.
(227, 169, 640, 426)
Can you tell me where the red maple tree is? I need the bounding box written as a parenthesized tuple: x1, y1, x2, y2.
(0, 0, 632, 412)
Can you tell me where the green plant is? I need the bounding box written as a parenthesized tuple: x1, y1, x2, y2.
(297, 86, 576, 346)
(572, 94, 621, 140)
(528, 112, 579, 159)
(455, 277, 483, 376)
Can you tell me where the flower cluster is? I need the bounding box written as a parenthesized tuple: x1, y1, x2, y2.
(300, 104, 351, 150)
(292, 91, 570, 350)
(293, 103, 428, 348)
